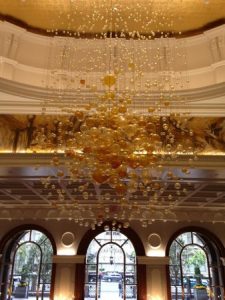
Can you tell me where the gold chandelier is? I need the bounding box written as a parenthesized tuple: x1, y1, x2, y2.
(34, 0, 197, 229)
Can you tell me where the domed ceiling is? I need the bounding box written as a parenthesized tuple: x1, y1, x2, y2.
(0, 0, 224, 34)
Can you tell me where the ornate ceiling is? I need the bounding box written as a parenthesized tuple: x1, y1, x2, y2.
(0, 2, 225, 226)
(0, 0, 224, 34)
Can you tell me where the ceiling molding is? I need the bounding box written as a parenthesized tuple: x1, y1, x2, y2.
(0, 153, 225, 168)
(1, 78, 225, 116)
(0, 22, 225, 74)
(0, 22, 224, 104)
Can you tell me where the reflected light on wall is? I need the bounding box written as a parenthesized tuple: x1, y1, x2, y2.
(57, 247, 76, 255)
(54, 295, 74, 300)
(146, 248, 164, 257)
(148, 295, 163, 300)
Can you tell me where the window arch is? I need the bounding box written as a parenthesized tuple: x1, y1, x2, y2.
(84, 230, 137, 300)
(167, 229, 225, 300)
(75, 224, 146, 300)
(0, 226, 56, 300)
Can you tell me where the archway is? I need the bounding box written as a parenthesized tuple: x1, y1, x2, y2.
(75, 224, 146, 300)
(166, 227, 225, 300)
(85, 230, 136, 300)
(0, 225, 56, 300)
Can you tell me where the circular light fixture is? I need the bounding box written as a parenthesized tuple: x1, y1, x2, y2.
(61, 232, 75, 247)
(148, 233, 162, 249)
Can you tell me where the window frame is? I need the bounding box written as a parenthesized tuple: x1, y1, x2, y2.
(166, 228, 225, 300)
(76, 224, 146, 300)
(85, 231, 137, 300)
(0, 225, 56, 300)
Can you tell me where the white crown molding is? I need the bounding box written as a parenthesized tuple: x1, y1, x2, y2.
(0, 78, 225, 116)
(0, 21, 225, 115)
(0, 21, 224, 81)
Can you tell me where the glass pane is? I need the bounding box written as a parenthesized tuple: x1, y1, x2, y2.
(101, 266, 123, 281)
(86, 239, 101, 264)
(193, 232, 205, 247)
(169, 240, 182, 266)
(169, 265, 181, 286)
(38, 280, 51, 298)
(112, 231, 128, 246)
(99, 244, 124, 265)
(124, 284, 137, 299)
(85, 265, 97, 283)
(99, 275, 122, 299)
(30, 230, 46, 243)
(123, 240, 136, 264)
(181, 246, 209, 300)
(13, 243, 41, 299)
(125, 265, 136, 273)
(40, 239, 53, 264)
(176, 232, 192, 246)
(209, 265, 222, 287)
(18, 231, 31, 244)
(84, 283, 96, 298)
(40, 262, 52, 296)
(169, 264, 183, 300)
(86, 264, 97, 272)
(98, 244, 124, 282)
(125, 265, 136, 284)
(181, 246, 208, 280)
(95, 231, 111, 245)
(170, 285, 182, 300)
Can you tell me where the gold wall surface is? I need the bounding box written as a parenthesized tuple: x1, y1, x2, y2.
(0, 115, 224, 154)
(0, 0, 224, 34)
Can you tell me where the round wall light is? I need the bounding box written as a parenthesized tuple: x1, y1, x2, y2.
(61, 232, 75, 247)
(148, 233, 162, 249)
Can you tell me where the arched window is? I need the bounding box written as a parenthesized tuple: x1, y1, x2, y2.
(84, 230, 137, 300)
(168, 230, 224, 300)
(0, 228, 55, 300)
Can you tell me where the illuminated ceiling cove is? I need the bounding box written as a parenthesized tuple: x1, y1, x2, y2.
(0, 0, 224, 34)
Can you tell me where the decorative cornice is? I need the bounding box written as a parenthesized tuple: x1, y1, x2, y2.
(0, 78, 225, 116)
(0, 153, 225, 168)
(1, 76, 225, 102)
(0, 21, 225, 90)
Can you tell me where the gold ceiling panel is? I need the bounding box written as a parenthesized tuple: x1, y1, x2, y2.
(0, 0, 224, 34)
(0, 115, 225, 154)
